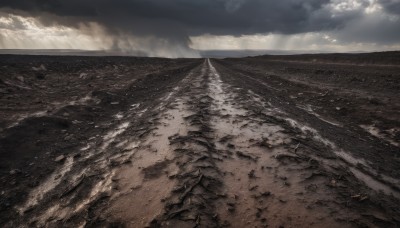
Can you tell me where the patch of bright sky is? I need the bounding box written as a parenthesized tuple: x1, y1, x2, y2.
(0, 13, 111, 50)
(189, 33, 399, 52)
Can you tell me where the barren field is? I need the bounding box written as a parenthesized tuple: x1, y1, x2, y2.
(0, 53, 399, 227)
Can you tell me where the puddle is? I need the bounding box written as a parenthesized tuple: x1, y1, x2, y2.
(297, 104, 342, 127)
(207, 59, 346, 227)
(7, 110, 48, 129)
(360, 124, 399, 147)
(17, 156, 75, 214)
(7, 93, 100, 130)
(284, 109, 400, 198)
(284, 117, 371, 167)
(101, 122, 130, 150)
(33, 160, 116, 226)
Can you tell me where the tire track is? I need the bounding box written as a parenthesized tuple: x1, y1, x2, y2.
(209, 59, 400, 227)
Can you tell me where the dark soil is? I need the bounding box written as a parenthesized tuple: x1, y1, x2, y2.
(0, 53, 399, 227)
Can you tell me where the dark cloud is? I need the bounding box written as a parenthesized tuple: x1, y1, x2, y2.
(380, 0, 400, 15)
(0, 0, 399, 55)
(0, 0, 344, 36)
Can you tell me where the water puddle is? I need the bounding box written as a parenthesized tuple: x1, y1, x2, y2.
(284, 107, 400, 199)
(17, 156, 75, 214)
(7, 110, 48, 129)
(207, 59, 345, 227)
(297, 104, 342, 127)
(284, 117, 371, 167)
(360, 124, 399, 147)
(101, 122, 130, 150)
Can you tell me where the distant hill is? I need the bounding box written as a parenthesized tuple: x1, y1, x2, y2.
(199, 49, 338, 58)
(251, 51, 400, 65)
(0, 49, 398, 64)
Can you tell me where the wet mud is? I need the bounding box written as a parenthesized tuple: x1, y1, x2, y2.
(1, 54, 399, 227)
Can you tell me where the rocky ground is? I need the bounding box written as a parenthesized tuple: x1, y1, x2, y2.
(0, 53, 399, 227)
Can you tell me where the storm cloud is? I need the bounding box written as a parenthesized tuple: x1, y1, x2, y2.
(0, 0, 399, 56)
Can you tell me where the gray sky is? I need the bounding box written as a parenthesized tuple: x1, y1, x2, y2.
(0, 0, 399, 57)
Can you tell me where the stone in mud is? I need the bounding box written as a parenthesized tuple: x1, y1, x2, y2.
(79, 73, 88, 79)
(55, 155, 66, 162)
(32, 64, 46, 71)
(9, 169, 22, 175)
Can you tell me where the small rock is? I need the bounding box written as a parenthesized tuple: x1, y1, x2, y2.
(79, 73, 88, 79)
(16, 76, 24, 82)
(168, 170, 179, 179)
(64, 135, 73, 141)
(55, 155, 66, 162)
(111, 102, 120, 105)
(9, 169, 21, 175)
(335, 107, 341, 111)
(32, 64, 46, 71)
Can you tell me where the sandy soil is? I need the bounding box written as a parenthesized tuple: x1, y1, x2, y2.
(0, 53, 399, 227)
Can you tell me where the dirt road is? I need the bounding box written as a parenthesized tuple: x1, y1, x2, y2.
(1, 55, 399, 227)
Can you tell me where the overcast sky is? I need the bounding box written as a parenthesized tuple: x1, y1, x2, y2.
(0, 0, 399, 57)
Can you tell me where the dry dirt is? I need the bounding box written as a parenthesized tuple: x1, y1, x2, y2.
(0, 53, 399, 227)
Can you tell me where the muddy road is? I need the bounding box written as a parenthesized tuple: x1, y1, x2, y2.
(0, 54, 399, 227)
